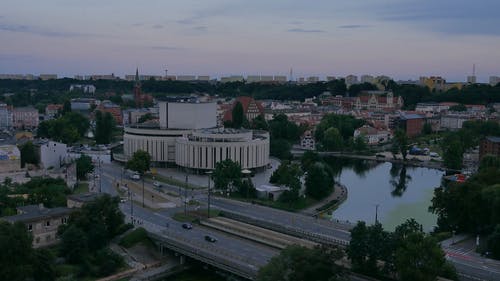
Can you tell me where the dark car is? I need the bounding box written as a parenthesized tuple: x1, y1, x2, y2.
(204, 235, 217, 242)
(182, 223, 192, 230)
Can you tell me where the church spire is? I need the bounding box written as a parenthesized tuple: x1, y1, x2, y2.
(135, 67, 140, 85)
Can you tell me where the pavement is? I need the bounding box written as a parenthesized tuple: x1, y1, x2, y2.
(301, 183, 348, 216)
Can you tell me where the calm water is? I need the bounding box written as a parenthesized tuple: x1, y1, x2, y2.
(328, 158, 444, 232)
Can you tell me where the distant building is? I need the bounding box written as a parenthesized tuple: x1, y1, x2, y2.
(480, 136, 500, 159)
(300, 130, 316, 150)
(360, 75, 374, 83)
(419, 76, 446, 91)
(96, 101, 123, 125)
(45, 104, 62, 120)
(223, 96, 264, 123)
(39, 74, 57, 80)
(67, 193, 100, 208)
(0, 103, 13, 129)
(12, 107, 39, 129)
(35, 140, 68, 169)
(220, 75, 244, 83)
(490, 76, 500, 86)
(133, 69, 153, 108)
(70, 98, 96, 111)
(69, 84, 96, 94)
(1, 204, 72, 248)
(467, 76, 477, 84)
(85, 74, 116, 80)
(0, 145, 21, 173)
(353, 91, 403, 111)
(177, 75, 197, 81)
(354, 125, 392, 145)
(345, 75, 358, 86)
(399, 114, 425, 137)
(440, 114, 474, 131)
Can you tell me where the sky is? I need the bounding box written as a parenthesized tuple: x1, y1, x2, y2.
(1, 0, 500, 82)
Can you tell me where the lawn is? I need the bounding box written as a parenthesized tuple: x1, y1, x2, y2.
(73, 182, 89, 194)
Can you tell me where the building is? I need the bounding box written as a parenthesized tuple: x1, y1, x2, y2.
(440, 114, 474, 131)
(480, 136, 500, 159)
(124, 99, 270, 171)
(2, 204, 72, 248)
(96, 101, 123, 125)
(489, 76, 500, 86)
(84, 74, 116, 80)
(39, 74, 57, 80)
(300, 130, 316, 150)
(35, 140, 68, 169)
(12, 107, 39, 129)
(345, 75, 358, 86)
(0, 145, 21, 173)
(0, 103, 12, 129)
(223, 96, 264, 123)
(353, 91, 403, 111)
(220, 75, 244, 83)
(353, 125, 392, 145)
(45, 104, 62, 120)
(419, 76, 446, 91)
(176, 128, 270, 170)
(67, 193, 100, 208)
(399, 114, 425, 137)
(69, 84, 96, 94)
(467, 76, 477, 84)
(122, 108, 154, 126)
(360, 75, 374, 83)
(133, 69, 153, 108)
(71, 98, 96, 111)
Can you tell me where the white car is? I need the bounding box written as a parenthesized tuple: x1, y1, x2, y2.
(153, 181, 162, 187)
(130, 174, 140, 180)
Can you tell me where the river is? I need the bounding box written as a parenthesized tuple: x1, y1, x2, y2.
(326, 158, 444, 232)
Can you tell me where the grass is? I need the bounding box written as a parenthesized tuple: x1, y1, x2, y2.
(73, 182, 89, 194)
(119, 227, 153, 248)
(225, 193, 318, 212)
(146, 174, 205, 190)
(315, 199, 339, 212)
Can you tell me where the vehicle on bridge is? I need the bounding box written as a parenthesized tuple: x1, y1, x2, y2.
(204, 235, 217, 242)
(182, 223, 192, 230)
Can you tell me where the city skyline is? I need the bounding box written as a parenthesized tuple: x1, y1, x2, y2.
(1, 0, 500, 82)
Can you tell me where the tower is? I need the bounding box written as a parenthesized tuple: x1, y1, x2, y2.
(133, 68, 142, 107)
(467, 64, 477, 84)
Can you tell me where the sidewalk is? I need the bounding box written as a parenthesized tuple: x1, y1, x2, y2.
(301, 183, 348, 216)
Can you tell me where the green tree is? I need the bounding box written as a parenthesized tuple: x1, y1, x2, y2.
(441, 135, 464, 170)
(322, 127, 343, 151)
(394, 129, 408, 160)
(138, 113, 154, 123)
(19, 141, 39, 168)
(126, 150, 151, 175)
(487, 224, 500, 259)
(0, 222, 34, 281)
(305, 162, 334, 200)
(60, 225, 88, 263)
(353, 135, 367, 152)
(232, 101, 245, 129)
(270, 138, 292, 160)
(257, 245, 347, 281)
(300, 150, 321, 171)
(76, 154, 94, 180)
(94, 110, 115, 144)
(212, 159, 242, 191)
(251, 114, 268, 130)
(32, 248, 56, 281)
(449, 104, 467, 112)
(422, 122, 433, 135)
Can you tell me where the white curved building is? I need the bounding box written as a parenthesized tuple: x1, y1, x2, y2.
(175, 129, 269, 170)
(123, 100, 270, 170)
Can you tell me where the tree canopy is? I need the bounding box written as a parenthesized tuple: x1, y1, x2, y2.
(126, 150, 151, 175)
(94, 110, 115, 144)
(76, 154, 94, 180)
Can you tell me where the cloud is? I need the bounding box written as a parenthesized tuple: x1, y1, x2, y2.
(150, 46, 183, 51)
(0, 22, 96, 38)
(152, 24, 164, 29)
(338, 24, 370, 29)
(193, 26, 207, 31)
(289, 20, 303, 25)
(177, 18, 196, 25)
(287, 28, 325, 33)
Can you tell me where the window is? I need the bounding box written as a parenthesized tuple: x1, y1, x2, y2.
(61, 217, 67, 224)
(46, 220, 51, 227)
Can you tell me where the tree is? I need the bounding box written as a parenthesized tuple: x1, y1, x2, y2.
(212, 159, 242, 191)
(251, 114, 268, 130)
(60, 225, 88, 263)
(62, 99, 71, 115)
(322, 127, 343, 151)
(394, 129, 408, 160)
(257, 245, 347, 281)
(449, 104, 467, 112)
(422, 122, 433, 135)
(232, 101, 245, 129)
(76, 154, 94, 180)
(353, 135, 367, 152)
(441, 135, 464, 170)
(305, 162, 334, 200)
(19, 141, 39, 168)
(270, 138, 292, 160)
(94, 110, 115, 144)
(138, 113, 154, 123)
(32, 248, 56, 281)
(126, 150, 151, 175)
(487, 224, 500, 259)
(0, 222, 34, 281)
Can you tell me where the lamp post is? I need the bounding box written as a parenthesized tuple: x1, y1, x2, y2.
(206, 171, 213, 218)
(241, 169, 252, 199)
(374, 204, 380, 224)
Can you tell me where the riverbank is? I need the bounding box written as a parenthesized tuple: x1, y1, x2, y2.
(301, 183, 348, 217)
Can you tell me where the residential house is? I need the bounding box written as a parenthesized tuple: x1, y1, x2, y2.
(12, 107, 39, 129)
(480, 136, 500, 159)
(45, 104, 62, 120)
(354, 125, 392, 145)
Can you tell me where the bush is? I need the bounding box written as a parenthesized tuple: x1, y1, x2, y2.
(116, 223, 134, 235)
(119, 227, 149, 248)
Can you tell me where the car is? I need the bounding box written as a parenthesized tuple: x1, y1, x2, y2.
(375, 154, 386, 158)
(153, 181, 162, 187)
(204, 235, 217, 242)
(182, 223, 192, 230)
(130, 174, 140, 180)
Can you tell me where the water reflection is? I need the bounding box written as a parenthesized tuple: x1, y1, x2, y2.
(323, 157, 381, 179)
(389, 164, 412, 197)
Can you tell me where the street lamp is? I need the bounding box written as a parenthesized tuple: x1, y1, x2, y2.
(206, 171, 213, 218)
(241, 169, 252, 199)
(374, 204, 380, 224)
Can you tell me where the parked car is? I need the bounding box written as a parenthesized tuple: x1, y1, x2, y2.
(153, 181, 162, 187)
(130, 174, 140, 180)
(204, 235, 217, 242)
(182, 223, 192, 230)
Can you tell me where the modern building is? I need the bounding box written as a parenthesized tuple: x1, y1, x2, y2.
(39, 74, 57, 80)
(345, 75, 358, 86)
(176, 128, 270, 170)
(0, 103, 13, 129)
(440, 114, 474, 131)
(124, 99, 270, 171)
(480, 136, 500, 159)
(12, 107, 39, 129)
(360, 75, 374, 84)
(1, 204, 72, 248)
(35, 140, 68, 169)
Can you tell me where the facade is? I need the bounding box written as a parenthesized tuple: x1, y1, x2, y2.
(399, 114, 425, 137)
(36, 140, 68, 169)
(490, 76, 500, 86)
(353, 125, 392, 145)
(0, 103, 12, 129)
(479, 136, 500, 159)
(12, 107, 39, 129)
(440, 114, 474, 131)
(159, 101, 217, 129)
(0, 145, 21, 173)
(96, 101, 123, 125)
(2, 204, 72, 248)
(71, 98, 96, 111)
(353, 91, 403, 111)
(45, 104, 62, 120)
(300, 130, 316, 150)
(223, 96, 264, 123)
(175, 129, 270, 170)
(69, 84, 96, 94)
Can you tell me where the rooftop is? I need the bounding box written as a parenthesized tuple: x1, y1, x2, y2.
(2, 204, 72, 223)
(486, 136, 500, 143)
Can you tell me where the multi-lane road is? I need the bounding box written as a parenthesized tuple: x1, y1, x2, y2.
(99, 162, 500, 281)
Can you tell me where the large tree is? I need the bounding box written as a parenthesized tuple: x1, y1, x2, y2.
(305, 162, 334, 200)
(322, 127, 343, 151)
(257, 245, 347, 281)
(231, 101, 245, 129)
(19, 141, 39, 168)
(212, 159, 242, 191)
(94, 110, 115, 144)
(126, 150, 151, 175)
(76, 154, 94, 180)
(0, 222, 34, 281)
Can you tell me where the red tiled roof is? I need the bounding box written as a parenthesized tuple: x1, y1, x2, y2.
(46, 104, 62, 111)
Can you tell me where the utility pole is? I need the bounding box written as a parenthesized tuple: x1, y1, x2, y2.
(184, 174, 188, 215)
(206, 171, 212, 218)
(375, 204, 379, 224)
(142, 175, 145, 207)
